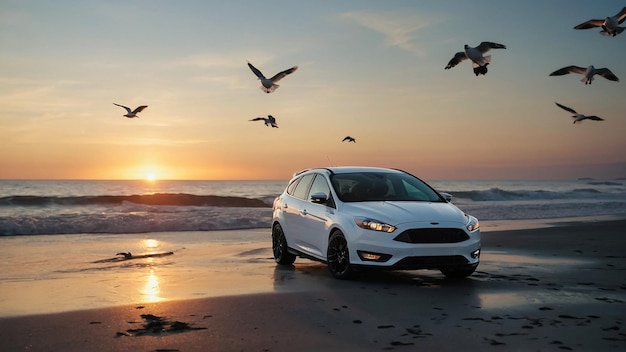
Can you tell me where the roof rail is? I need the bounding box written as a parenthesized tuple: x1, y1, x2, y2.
(292, 169, 310, 177)
(322, 167, 335, 175)
(292, 167, 335, 178)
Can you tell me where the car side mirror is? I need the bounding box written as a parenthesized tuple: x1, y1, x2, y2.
(310, 192, 328, 204)
(440, 192, 452, 202)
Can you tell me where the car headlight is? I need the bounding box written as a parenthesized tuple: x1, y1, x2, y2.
(354, 217, 396, 233)
(465, 215, 480, 232)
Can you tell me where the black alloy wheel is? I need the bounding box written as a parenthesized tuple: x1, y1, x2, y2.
(327, 231, 354, 279)
(272, 223, 296, 265)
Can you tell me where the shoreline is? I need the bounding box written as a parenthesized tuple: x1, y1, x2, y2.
(1, 217, 625, 350)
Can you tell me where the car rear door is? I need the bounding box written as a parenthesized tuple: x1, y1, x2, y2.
(281, 173, 314, 252)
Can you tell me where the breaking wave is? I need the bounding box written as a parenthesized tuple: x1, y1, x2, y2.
(0, 193, 274, 235)
(0, 193, 271, 208)
(0, 206, 273, 236)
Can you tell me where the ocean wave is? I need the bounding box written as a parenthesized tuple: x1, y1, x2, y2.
(0, 207, 273, 235)
(586, 181, 623, 186)
(448, 187, 620, 202)
(2, 181, 625, 235)
(0, 193, 272, 208)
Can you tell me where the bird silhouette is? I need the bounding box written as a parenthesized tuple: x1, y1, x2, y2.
(250, 115, 279, 128)
(247, 62, 298, 93)
(113, 103, 148, 118)
(574, 7, 626, 37)
(445, 41, 506, 76)
(549, 65, 619, 85)
(555, 102, 604, 124)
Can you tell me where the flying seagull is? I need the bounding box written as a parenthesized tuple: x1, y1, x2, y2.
(342, 136, 356, 143)
(555, 102, 604, 124)
(445, 41, 506, 76)
(574, 7, 626, 37)
(247, 62, 298, 93)
(113, 103, 148, 118)
(549, 65, 619, 85)
(249, 115, 278, 128)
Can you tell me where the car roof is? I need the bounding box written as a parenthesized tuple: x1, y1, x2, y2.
(293, 166, 405, 178)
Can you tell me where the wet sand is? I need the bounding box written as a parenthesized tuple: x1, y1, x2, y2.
(0, 218, 625, 351)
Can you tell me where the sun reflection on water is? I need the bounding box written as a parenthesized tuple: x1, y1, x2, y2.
(141, 269, 162, 303)
(142, 239, 160, 251)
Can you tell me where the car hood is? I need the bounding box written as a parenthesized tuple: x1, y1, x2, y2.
(342, 201, 468, 226)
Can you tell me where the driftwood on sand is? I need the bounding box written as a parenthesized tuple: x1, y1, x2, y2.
(92, 251, 174, 263)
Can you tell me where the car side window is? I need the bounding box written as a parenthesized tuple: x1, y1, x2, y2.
(308, 174, 333, 205)
(292, 174, 314, 200)
(286, 177, 300, 196)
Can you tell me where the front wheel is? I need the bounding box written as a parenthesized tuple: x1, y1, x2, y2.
(327, 231, 354, 279)
(272, 223, 296, 265)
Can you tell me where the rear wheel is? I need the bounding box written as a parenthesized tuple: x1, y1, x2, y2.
(272, 223, 296, 265)
(327, 231, 354, 279)
(440, 264, 477, 279)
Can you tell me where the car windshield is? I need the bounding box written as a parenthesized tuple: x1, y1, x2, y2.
(330, 172, 444, 202)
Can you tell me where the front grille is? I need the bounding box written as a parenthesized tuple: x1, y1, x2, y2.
(392, 255, 469, 269)
(393, 228, 469, 243)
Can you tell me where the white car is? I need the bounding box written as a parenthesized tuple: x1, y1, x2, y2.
(271, 167, 481, 279)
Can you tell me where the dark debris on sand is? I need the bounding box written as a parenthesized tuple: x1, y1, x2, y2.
(116, 314, 206, 337)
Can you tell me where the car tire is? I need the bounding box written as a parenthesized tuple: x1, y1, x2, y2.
(327, 231, 354, 279)
(440, 264, 477, 279)
(272, 223, 296, 265)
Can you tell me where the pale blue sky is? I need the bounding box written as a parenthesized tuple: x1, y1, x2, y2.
(1, 1, 625, 180)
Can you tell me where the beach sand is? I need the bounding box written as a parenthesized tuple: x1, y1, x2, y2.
(1, 218, 625, 351)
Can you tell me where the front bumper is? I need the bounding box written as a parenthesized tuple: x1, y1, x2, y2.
(348, 222, 481, 270)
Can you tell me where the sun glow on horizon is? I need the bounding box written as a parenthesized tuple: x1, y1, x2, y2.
(145, 172, 157, 182)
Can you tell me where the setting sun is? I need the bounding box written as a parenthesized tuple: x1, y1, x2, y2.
(146, 173, 157, 181)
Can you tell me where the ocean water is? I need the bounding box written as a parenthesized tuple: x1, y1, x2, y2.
(1, 179, 625, 236)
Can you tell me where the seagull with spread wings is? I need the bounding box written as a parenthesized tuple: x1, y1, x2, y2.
(574, 7, 626, 37)
(555, 102, 604, 124)
(445, 41, 507, 76)
(247, 62, 298, 93)
(113, 103, 148, 118)
(342, 136, 356, 143)
(249, 115, 278, 128)
(549, 65, 619, 85)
